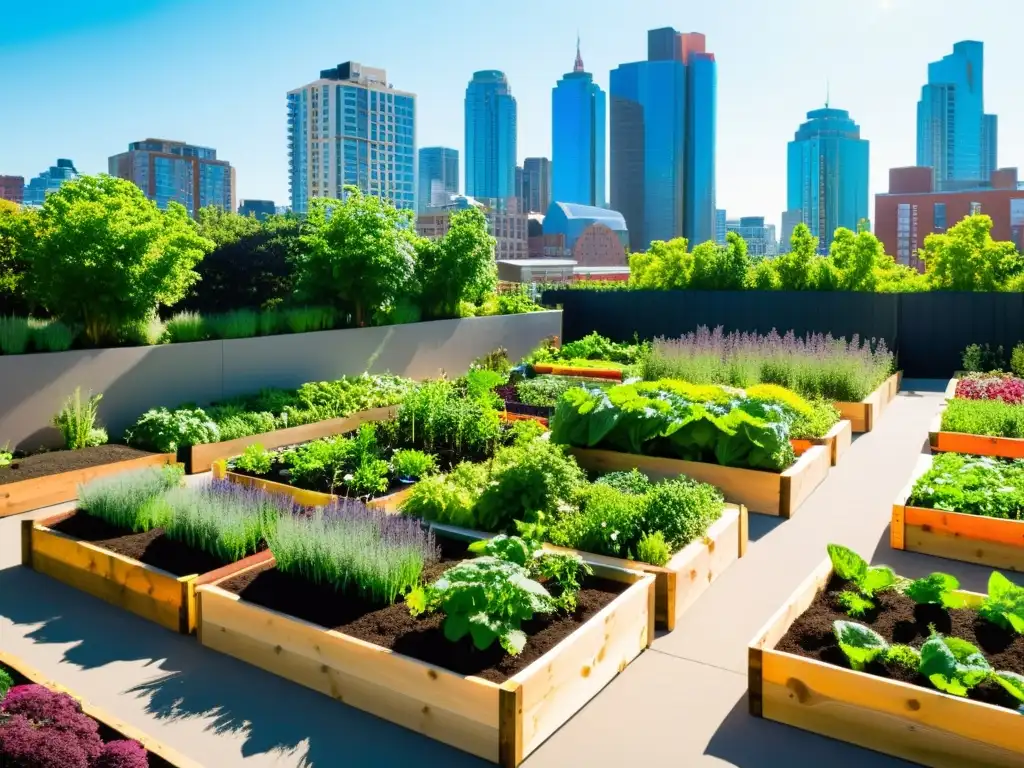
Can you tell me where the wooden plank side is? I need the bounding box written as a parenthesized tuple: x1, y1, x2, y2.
(223, 470, 334, 507)
(513, 575, 653, 760)
(189, 405, 398, 473)
(903, 507, 1024, 572)
(749, 559, 833, 653)
(569, 447, 784, 516)
(761, 651, 1024, 768)
(928, 410, 944, 450)
(666, 509, 741, 626)
(498, 683, 523, 768)
(779, 445, 830, 519)
(0, 452, 175, 518)
(530, 364, 622, 381)
(935, 431, 1024, 460)
(829, 420, 853, 466)
(834, 401, 869, 433)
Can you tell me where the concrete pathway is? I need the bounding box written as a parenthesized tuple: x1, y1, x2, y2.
(2, 381, 1016, 767)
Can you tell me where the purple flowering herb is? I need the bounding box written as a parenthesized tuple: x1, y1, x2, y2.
(94, 739, 150, 768)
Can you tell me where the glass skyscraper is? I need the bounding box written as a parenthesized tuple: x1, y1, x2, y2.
(552, 39, 606, 207)
(464, 71, 517, 200)
(610, 28, 716, 251)
(917, 41, 998, 191)
(287, 62, 416, 214)
(418, 147, 459, 211)
(22, 159, 79, 206)
(522, 157, 552, 213)
(786, 107, 869, 253)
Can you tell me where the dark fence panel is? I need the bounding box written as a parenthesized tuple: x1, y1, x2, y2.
(542, 289, 1024, 378)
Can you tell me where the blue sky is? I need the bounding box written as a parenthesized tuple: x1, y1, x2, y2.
(2, 0, 1019, 229)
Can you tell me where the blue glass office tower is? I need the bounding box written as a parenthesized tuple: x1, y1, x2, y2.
(22, 159, 79, 206)
(610, 29, 716, 251)
(917, 41, 998, 190)
(552, 39, 606, 207)
(418, 147, 459, 211)
(465, 71, 517, 199)
(786, 107, 869, 253)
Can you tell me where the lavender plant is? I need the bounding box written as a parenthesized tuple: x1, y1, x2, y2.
(154, 480, 294, 563)
(77, 465, 184, 531)
(268, 499, 439, 604)
(641, 326, 894, 402)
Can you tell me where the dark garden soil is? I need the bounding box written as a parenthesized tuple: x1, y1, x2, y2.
(49, 512, 252, 577)
(0, 445, 156, 486)
(230, 460, 413, 498)
(218, 536, 628, 684)
(776, 574, 1024, 710)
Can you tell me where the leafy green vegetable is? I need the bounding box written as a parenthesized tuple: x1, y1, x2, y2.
(978, 571, 1024, 634)
(837, 591, 875, 618)
(125, 407, 220, 452)
(908, 452, 1024, 521)
(904, 572, 966, 609)
(919, 634, 992, 697)
(234, 443, 273, 475)
(834, 620, 889, 670)
(828, 543, 868, 582)
(826, 544, 896, 615)
(0, 665, 13, 700)
(941, 398, 1024, 440)
(391, 449, 437, 480)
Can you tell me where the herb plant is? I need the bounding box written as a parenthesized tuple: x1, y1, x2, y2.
(528, 333, 646, 366)
(395, 378, 503, 461)
(515, 376, 585, 407)
(234, 444, 273, 475)
(78, 465, 184, 531)
(827, 544, 896, 617)
(904, 573, 966, 609)
(0, 444, 12, 467)
(53, 388, 108, 450)
(124, 407, 220, 452)
(391, 449, 437, 480)
(940, 397, 1024, 439)
(908, 453, 1024, 520)
(595, 469, 653, 495)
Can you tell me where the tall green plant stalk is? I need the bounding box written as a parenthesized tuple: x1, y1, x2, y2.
(53, 388, 107, 450)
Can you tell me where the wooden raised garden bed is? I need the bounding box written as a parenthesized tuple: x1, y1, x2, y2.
(531, 363, 622, 381)
(568, 445, 830, 518)
(213, 460, 414, 513)
(833, 371, 902, 433)
(0, 449, 175, 519)
(186, 405, 398, 474)
(0, 650, 202, 768)
(21, 511, 272, 634)
(790, 419, 852, 467)
(933, 430, 1024, 461)
(501, 411, 549, 428)
(429, 503, 747, 632)
(196, 546, 654, 766)
(892, 454, 1024, 572)
(748, 559, 1024, 767)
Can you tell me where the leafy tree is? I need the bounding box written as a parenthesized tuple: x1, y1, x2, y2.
(774, 223, 818, 290)
(629, 238, 691, 290)
(689, 232, 750, 290)
(0, 200, 37, 314)
(746, 258, 780, 290)
(295, 188, 417, 325)
(827, 227, 882, 291)
(27, 175, 212, 345)
(922, 214, 1023, 291)
(183, 207, 300, 313)
(416, 207, 496, 319)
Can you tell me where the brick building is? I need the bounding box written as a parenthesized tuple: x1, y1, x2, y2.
(0, 176, 24, 204)
(875, 166, 1024, 271)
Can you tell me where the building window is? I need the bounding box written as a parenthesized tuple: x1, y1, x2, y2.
(933, 203, 947, 232)
(970, 202, 982, 215)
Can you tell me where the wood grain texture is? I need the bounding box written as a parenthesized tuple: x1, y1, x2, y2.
(827, 419, 853, 466)
(0, 452, 175, 518)
(779, 445, 830, 519)
(498, 682, 524, 768)
(187, 405, 398, 474)
(935, 431, 1024, 460)
(530, 364, 622, 380)
(0, 651, 203, 768)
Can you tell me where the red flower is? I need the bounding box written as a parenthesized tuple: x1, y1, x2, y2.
(955, 374, 1024, 405)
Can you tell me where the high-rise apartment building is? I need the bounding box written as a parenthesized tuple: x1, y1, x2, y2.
(610, 28, 717, 251)
(715, 209, 727, 244)
(779, 208, 803, 253)
(110, 139, 235, 217)
(465, 71, 517, 200)
(287, 62, 416, 214)
(552, 39, 606, 207)
(917, 42, 998, 191)
(23, 159, 79, 206)
(0, 176, 24, 204)
(787, 106, 869, 253)
(239, 200, 276, 220)
(417, 195, 527, 260)
(515, 165, 525, 204)
(726, 216, 773, 258)
(418, 147, 459, 211)
(522, 157, 552, 214)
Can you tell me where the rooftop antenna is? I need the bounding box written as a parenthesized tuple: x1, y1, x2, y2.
(574, 30, 584, 72)
(825, 78, 830, 109)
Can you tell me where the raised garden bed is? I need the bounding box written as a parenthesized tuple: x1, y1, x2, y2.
(0, 650, 200, 768)
(0, 446, 175, 518)
(892, 454, 1024, 572)
(531, 363, 623, 380)
(833, 371, 902, 433)
(748, 556, 1024, 767)
(186, 405, 398, 473)
(791, 419, 852, 467)
(214, 460, 414, 513)
(428, 504, 747, 632)
(568, 445, 829, 518)
(22, 510, 272, 634)
(932, 427, 1024, 461)
(197, 533, 654, 766)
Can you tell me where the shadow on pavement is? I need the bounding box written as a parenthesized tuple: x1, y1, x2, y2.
(705, 693, 914, 767)
(0, 567, 485, 768)
(747, 513, 785, 543)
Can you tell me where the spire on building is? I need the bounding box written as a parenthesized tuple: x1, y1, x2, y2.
(574, 33, 584, 73)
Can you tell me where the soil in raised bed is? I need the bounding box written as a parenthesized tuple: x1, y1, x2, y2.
(217, 536, 629, 683)
(776, 574, 1024, 710)
(0, 445, 156, 486)
(229, 460, 415, 499)
(49, 512, 252, 577)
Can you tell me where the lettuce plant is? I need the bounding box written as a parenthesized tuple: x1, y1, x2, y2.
(827, 544, 896, 617)
(904, 572, 966, 609)
(978, 571, 1024, 634)
(908, 453, 1024, 521)
(234, 443, 273, 475)
(467, 534, 592, 610)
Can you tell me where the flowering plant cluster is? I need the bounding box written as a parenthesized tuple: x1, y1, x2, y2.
(955, 374, 1024, 405)
(0, 681, 147, 768)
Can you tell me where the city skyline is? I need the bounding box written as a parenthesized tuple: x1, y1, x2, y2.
(3, 0, 1023, 232)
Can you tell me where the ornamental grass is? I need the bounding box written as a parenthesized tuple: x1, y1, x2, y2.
(641, 325, 893, 402)
(78, 465, 184, 531)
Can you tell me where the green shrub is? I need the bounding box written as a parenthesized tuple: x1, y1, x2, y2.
(595, 469, 653, 495)
(503, 418, 546, 447)
(234, 444, 273, 475)
(941, 398, 1024, 439)
(636, 531, 671, 567)
(391, 449, 437, 480)
(0, 315, 30, 354)
(259, 308, 285, 336)
(207, 408, 277, 441)
(643, 477, 723, 550)
(548, 483, 645, 557)
(398, 461, 490, 528)
(962, 343, 1006, 373)
(125, 407, 220, 452)
(165, 311, 209, 343)
(515, 376, 584, 407)
(395, 379, 502, 460)
(207, 309, 258, 339)
(1011, 344, 1024, 378)
(120, 314, 166, 346)
(53, 388, 107, 450)
(29, 318, 74, 352)
(284, 306, 336, 334)
(789, 400, 843, 439)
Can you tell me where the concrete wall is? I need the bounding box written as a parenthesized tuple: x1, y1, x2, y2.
(0, 311, 562, 451)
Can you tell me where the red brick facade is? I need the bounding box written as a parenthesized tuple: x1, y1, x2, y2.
(0, 176, 24, 204)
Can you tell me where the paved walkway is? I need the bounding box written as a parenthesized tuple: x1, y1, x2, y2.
(2, 381, 1016, 767)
